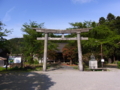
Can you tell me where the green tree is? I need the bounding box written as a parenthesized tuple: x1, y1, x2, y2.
(22, 21, 58, 64)
(103, 13, 120, 62)
(21, 21, 44, 64)
(104, 35, 120, 62)
(69, 21, 97, 29)
(0, 21, 11, 70)
(66, 21, 98, 64)
(0, 21, 11, 49)
(8, 38, 24, 54)
(107, 13, 115, 22)
(99, 17, 106, 25)
(62, 43, 77, 65)
(114, 16, 120, 34)
(67, 13, 120, 64)
(89, 25, 113, 40)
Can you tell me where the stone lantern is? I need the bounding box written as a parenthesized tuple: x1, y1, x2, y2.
(89, 54, 98, 69)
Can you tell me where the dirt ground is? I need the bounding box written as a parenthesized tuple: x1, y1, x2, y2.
(0, 66, 120, 90)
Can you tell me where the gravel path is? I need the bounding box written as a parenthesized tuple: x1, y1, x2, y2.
(0, 68, 120, 90)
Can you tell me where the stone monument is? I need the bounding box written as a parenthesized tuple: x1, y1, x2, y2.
(89, 54, 98, 69)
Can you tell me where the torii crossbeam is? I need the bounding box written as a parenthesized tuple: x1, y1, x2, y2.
(34, 28, 91, 71)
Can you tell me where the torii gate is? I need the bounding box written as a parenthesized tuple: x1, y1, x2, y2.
(34, 28, 91, 71)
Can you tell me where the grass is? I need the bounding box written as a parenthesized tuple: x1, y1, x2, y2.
(0, 63, 61, 74)
(0, 64, 43, 74)
(0, 67, 6, 71)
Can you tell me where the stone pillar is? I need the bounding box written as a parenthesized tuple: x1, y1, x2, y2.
(43, 33, 48, 71)
(62, 33, 64, 38)
(77, 33, 83, 71)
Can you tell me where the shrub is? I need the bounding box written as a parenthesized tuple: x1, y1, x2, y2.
(0, 67, 6, 71)
(34, 60, 39, 64)
(117, 61, 120, 69)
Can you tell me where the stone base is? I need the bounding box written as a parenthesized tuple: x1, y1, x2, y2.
(89, 60, 98, 69)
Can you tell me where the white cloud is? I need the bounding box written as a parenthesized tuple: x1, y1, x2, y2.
(71, 0, 93, 3)
(3, 7, 15, 23)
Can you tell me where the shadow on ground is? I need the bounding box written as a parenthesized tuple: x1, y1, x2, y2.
(0, 72, 55, 90)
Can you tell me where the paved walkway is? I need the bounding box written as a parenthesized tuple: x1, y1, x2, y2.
(0, 67, 120, 90)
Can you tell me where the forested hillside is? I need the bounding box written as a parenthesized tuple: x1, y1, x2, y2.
(8, 38, 24, 54)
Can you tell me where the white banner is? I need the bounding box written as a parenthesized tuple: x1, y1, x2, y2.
(14, 57, 21, 63)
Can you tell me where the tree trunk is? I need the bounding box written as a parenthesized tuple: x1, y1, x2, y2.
(70, 59, 72, 65)
(5, 60, 8, 70)
(108, 58, 112, 64)
(30, 53, 34, 64)
(113, 48, 116, 63)
(21, 54, 23, 68)
(113, 55, 116, 63)
(54, 60, 55, 64)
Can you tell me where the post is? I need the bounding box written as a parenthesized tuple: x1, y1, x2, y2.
(77, 33, 83, 71)
(5, 60, 8, 70)
(101, 43, 103, 59)
(62, 33, 64, 38)
(43, 33, 48, 71)
(21, 54, 23, 68)
(101, 43, 103, 68)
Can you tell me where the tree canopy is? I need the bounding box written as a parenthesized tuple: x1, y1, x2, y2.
(0, 21, 11, 57)
(2, 13, 120, 65)
(65, 13, 120, 64)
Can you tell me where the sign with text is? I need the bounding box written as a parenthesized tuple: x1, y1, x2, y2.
(101, 59, 104, 62)
(14, 57, 21, 63)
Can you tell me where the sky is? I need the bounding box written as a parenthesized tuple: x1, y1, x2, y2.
(0, 0, 120, 39)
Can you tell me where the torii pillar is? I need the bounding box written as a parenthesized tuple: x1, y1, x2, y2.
(43, 33, 48, 71)
(77, 33, 83, 71)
